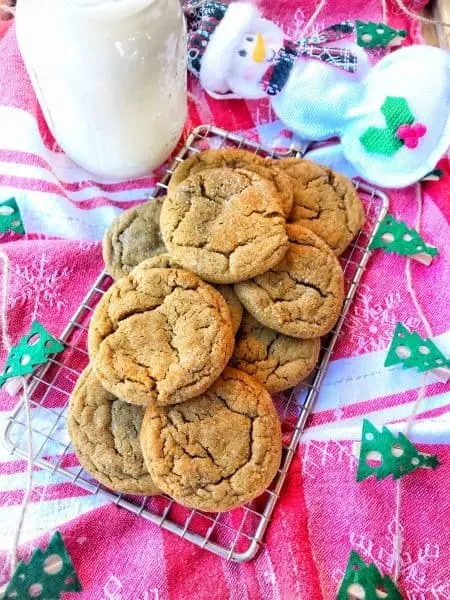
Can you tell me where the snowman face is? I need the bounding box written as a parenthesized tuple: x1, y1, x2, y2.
(227, 19, 285, 99)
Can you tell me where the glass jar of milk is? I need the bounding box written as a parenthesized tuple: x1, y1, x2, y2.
(16, 0, 187, 178)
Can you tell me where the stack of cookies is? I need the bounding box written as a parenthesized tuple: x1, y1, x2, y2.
(68, 149, 365, 513)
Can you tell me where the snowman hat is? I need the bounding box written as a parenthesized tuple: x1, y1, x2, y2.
(187, 2, 261, 94)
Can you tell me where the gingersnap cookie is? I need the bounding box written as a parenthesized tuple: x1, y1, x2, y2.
(274, 158, 365, 256)
(68, 367, 159, 495)
(140, 367, 282, 512)
(103, 197, 166, 280)
(160, 168, 289, 284)
(88, 267, 234, 406)
(234, 225, 344, 338)
(230, 312, 320, 393)
(135, 255, 243, 334)
(168, 148, 293, 216)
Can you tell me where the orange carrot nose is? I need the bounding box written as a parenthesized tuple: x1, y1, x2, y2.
(252, 33, 266, 63)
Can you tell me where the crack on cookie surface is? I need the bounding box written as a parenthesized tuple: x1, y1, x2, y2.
(88, 268, 234, 406)
(230, 313, 320, 393)
(161, 168, 288, 284)
(234, 227, 344, 338)
(276, 158, 365, 256)
(140, 368, 282, 512)
(68, 367, 159, 495)
(167, 148, 294, 216)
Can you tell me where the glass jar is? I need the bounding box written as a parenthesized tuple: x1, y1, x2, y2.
(16, 0, 187, 178)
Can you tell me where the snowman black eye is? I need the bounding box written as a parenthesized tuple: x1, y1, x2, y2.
(246, 36, 254, 42)
(238, 49, 247, 57)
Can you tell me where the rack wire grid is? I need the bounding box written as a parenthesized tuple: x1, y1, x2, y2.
(3, 124, 389, 562)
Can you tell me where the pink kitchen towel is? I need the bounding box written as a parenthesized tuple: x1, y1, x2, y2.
(5, 445, 450, 600)
(1, 0, 450, 598)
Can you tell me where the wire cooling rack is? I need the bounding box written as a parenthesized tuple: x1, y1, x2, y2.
(3, 125, 389, 562)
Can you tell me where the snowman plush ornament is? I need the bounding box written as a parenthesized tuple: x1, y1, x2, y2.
(188, 1, 450, 188)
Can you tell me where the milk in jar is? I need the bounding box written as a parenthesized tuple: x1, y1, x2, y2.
(16, 0, 187, 178)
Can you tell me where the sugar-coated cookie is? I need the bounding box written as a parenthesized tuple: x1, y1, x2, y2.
(68, 367, 159, 495)
(168, 148, 293, 216)
(160, 168, 288, 284)
(276, 158, 365, 256)
(140, 367, 282, 512)
(88, 267, 234, 406)
(230, 312, 320, 393)
(103, 198, 166, 280)
(136, 255, 243, 335)
(234, 225, 344, 338)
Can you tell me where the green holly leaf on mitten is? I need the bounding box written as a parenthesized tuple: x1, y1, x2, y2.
(360, 128, 403, 156)
(360, 96, 415, 156)
(4, 531, 81, 599)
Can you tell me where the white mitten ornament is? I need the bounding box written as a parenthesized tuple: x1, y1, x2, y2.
(187, 1, 450, 188)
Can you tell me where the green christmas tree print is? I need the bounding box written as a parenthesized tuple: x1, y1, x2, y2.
(369, 213, 438, 260)
(337, 550, 403, 600)
(356, 20, 407, 48)
(0, 321, 64, 387)
(4, 531, 82, 599)
(0, 197, 25, 235)
(385, 322, 449, 374)
(357, 420, 440, 482)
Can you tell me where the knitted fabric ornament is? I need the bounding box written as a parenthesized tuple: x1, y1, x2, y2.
(187, 2, 365, 99)
(188, 1, 450, 188)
